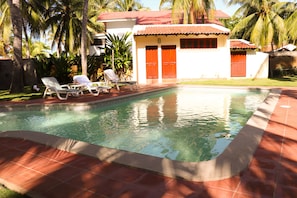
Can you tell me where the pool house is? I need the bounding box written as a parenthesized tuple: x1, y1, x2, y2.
(96, 11, 269, 85)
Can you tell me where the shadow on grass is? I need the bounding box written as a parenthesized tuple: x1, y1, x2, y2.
(0, 87, 43, 102)
(272, 76, 297, 82)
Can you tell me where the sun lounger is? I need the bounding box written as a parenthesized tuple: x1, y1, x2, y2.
(103, 69, 137, 91)
(73, 75, 111, 96)
(41, 77, 82, 100)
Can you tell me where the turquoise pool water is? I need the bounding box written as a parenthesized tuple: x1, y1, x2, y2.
(0, 87, 268, 162)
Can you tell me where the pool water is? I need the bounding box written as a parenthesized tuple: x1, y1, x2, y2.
(0, 87, 268, 162)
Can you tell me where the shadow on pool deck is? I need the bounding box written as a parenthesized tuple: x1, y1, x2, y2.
(0, 85, 297, 197)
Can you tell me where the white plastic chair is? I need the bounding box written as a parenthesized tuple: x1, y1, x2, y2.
(103, 69, 137, 91)
(41, 77, 82, 100)
(73, 75, 111, 96)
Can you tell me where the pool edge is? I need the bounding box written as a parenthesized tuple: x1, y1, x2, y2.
(0, 87, 281, 182)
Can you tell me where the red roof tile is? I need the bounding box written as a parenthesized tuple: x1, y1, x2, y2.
(134, 24, 230, 36)
(230, 39, 257, 49)
(98, 10, 229, 25)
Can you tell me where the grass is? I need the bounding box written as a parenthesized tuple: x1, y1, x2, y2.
(0, 185, 28, 198)
(180, 76, 297, 87)
(0, 86, 43, 102)
(1, 77, 297, 102)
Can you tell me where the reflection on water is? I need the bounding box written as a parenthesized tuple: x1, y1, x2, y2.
(0, 87, 268, 162)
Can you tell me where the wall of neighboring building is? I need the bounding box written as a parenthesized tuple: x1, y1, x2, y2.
(105, 20, 135, 43)
(246, 51, 269, 78)
(134, 34, 231, 84)
(0, 59, 38, 90)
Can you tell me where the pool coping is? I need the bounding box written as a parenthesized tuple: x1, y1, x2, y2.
(0, 86, 281, 181)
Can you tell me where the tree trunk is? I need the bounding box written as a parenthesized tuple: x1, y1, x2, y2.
(8, 0, 24, 93)
(81, 0, 88, 76)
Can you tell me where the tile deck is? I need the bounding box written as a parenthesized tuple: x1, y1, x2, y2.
(0, 86, 297, 198)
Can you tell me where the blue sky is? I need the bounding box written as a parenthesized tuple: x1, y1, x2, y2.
(140, 0, 239, 16)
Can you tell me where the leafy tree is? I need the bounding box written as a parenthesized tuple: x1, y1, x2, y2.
(104, 32, 132, 76)
(284, 2, 297, 44)
(0, 1, 12, 57)
(160, 0, 215, 24)
(44, 0, 101, 56)
(227, 0, 288, 51)
(22, 38, 50, 58)
(114, 0, 144, 11)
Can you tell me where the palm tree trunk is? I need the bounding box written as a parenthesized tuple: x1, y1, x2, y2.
(7, 0, 24, 93)
(81, 0, 88, 76)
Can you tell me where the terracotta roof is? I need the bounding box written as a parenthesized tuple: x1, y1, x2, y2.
(98, 11, 172, 25)
(98, 10, 229, 25)
(134, 24, 230, 36)
(230, 39, 257, 49)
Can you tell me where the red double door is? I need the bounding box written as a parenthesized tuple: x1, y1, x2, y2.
(146, 45, 176, 80)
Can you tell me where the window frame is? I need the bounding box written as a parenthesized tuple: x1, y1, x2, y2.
(180, 38, 217, 49)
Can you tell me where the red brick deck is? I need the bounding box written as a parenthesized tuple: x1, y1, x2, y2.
(0, 86, 297, 197)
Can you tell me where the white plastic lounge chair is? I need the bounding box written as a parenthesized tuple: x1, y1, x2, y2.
(73, 75, 111, 96)
(103, 69, 137, 91)
(41, 77, 82, 100)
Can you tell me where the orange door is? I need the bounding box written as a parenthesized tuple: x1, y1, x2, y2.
(231, 51, 246, 77)
(146, 46, 158, 79)
(161, 45, 176, 78)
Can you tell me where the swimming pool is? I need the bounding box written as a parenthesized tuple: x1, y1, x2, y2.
(0, 87, 268, 162)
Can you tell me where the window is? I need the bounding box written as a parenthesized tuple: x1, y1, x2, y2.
(180, 38, 217, 49)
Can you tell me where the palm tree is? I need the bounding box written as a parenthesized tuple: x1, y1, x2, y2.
(7, 0, 24, 93)
(160, 0, 215, 24)
(227, 0, 287, 51)
(44, 0, 102, 56)
(104, 32, 132, 74)
(81, 0, 88, 75)
(22, 38, 50, 58)
(284, 2, 297, 44)
(0, 1, 12, 57)
(45, 0, 84, 55)
(115, 0, 144, 11)
(89, 0, 116, 13)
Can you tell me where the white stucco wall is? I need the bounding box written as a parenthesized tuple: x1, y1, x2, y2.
(246, 51, 269, 78)
(134, 34, 231, 84)
(105, 20, 135, 42)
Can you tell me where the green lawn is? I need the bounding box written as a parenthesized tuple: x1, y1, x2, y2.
(0, 86, 43, 102)
(180, 77, 297, 87)
(0, 185, 28, 198)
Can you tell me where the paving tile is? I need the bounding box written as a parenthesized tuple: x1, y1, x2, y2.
(277, 169, 297, 188)
(113, 184, 159, 198)
(0, 162, 25, 179)
(203, 187, 235, 198)
(66, 154, 104, 170)
(86, 177, 129, 197)
(104, 166, 147, 183)
(248, 158, 278, 171)
(274, 185, 297, 198)
(0, 149, 25, 164)
(73, 190, 107, 198)
(241, 165, 277, 182)
(164, 178, 206, 196)
(236, 179, 275, 198)
(40, 182, 88, 198)
(203, 176, 240, 191)
(46, 165, 85, 183)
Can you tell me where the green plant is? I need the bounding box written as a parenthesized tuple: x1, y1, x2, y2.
(104, 32, 132, 76)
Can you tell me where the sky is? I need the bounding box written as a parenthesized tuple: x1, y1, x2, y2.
(140, 0, 239, 16)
